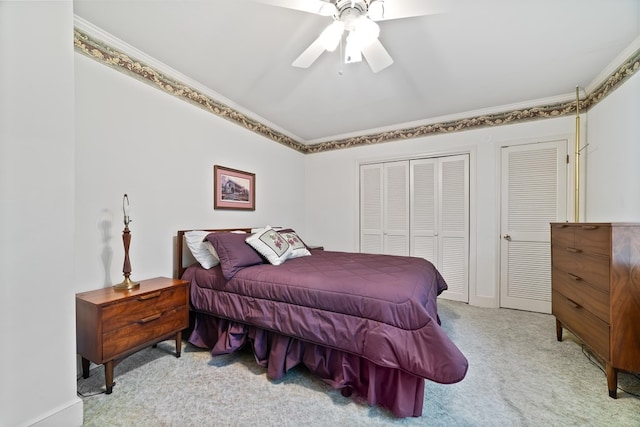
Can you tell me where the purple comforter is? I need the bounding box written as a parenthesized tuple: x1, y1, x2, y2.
(185, 250, 468, 384)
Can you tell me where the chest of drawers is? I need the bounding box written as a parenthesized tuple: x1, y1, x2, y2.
(551, 222, 640, 398)
(76, 277, 189, 393)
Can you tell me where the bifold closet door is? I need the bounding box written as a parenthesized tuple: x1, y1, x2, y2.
(360, 163, 384, 254)
(383, 161, 410, 256)
(359, 161, 409, 255)
(360, 155, 469, 302)
(411, 155, 469, 302)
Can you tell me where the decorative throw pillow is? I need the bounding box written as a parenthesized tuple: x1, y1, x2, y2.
(279, 231, 311, 259)
(184, 230, 220, 269)
(277, 228, 311, 248)
(246, 226, 291, 265)
(206, 232, 264, 280)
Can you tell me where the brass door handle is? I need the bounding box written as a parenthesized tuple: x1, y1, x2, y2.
(503, 234, 511, 241)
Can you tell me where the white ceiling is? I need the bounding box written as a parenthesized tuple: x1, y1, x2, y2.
(73, 0, 640, 144)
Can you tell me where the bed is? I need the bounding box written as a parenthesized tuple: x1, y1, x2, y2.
(175, 227, 468, 417)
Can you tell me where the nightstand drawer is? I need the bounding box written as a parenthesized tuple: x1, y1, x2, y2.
(103, 305, 188, 359)
(552, 248, 610, 292)
(553, 290, 610, 360)
(102, 286, 187, 333)
(552, 268, 609, 323)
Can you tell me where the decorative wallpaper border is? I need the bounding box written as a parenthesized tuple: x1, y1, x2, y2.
(74, 28, 640, 155)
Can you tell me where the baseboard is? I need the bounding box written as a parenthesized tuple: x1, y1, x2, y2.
(469, 295, 498, 308)
(30, 398, 83, 427)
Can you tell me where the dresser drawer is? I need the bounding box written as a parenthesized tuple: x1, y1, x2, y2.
(103, 305, 188, 360)
(102, 286, 187, 333)
(551, 224, 574, 248)
(575, 225, 611, 256)
(552, 248, 610, 292)
(553, 290, 610, 360)
(552, 268, 610, 323)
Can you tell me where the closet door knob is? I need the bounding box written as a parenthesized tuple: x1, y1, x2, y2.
(503, 234, 512, 241)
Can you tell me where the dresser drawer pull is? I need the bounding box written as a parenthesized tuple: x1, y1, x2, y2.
(138, 292, 162, 301)
(581, 225, 599, 230)
(566, 298, 581, 309)
(566, 247, 582, 253)
(137, 313, 162, 324)
(554, 224, 568, 228)
(567, 273, 582, 281)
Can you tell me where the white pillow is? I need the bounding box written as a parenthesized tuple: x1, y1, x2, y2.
(280, 231, 311, 259)
(184, 230, 220, 269)
(245, 226, 291, 265)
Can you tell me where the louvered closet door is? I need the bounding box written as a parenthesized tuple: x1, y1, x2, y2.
(410, 159, 438, 263)
(500, 140, 568, 313)
(383, 161, 410, 255)
(411, 156, 469, 302)
(360, 164, 383, 254)
(437, 155, 469, 302)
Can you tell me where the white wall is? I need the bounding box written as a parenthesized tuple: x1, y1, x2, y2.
(0, 1, 83, 426)
(304, 116, 579, 307)
(74, 54, 306, 288)
(584, 71, 640, 221)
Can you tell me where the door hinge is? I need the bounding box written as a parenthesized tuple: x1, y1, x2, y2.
(566, 154, 570, 164)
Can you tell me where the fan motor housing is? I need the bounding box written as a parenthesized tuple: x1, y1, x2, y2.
(336, 0, 369, 19)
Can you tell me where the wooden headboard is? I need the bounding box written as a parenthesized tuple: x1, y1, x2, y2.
(174, 228, 253, 279)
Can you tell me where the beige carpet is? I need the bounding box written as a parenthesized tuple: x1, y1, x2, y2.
(78, 300, 640, 426)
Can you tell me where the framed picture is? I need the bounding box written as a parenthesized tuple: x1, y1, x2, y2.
(214, 165, 256, 210)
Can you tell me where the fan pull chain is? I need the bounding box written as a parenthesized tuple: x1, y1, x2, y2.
(338, 37, 344, 75)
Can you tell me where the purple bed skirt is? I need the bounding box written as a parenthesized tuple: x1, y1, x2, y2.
(189, 311, 425, 417)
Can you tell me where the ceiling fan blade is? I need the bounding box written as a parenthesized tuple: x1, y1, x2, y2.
(292, 36, 326, 68)
(253, 0, 337, 16)
(368, 0, 448, 21)
(361, 39, 393, 73)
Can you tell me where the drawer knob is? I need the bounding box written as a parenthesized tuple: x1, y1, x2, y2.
(581, 225, 599, 230)
(138, 292, 162, 301)
(567, 273, 582, 281)
(566, 247, 582, 253)
(138, 313, 162, 324)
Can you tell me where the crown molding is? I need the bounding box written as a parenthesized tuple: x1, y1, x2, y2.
(73, 16, 640, 155)
(586, 34, 640, 94)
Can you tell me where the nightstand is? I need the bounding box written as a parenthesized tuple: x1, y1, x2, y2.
(76, 277, 189, 393)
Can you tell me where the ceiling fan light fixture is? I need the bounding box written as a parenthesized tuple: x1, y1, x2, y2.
(350, 17, 380, 48)
(319, 20, 345, 51)
(344, 33, 363, 63)
(317, 1, 338, 16)
(367, 0, 384, 20)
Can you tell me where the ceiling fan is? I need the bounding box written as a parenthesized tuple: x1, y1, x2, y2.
(255, 0, 446, 73)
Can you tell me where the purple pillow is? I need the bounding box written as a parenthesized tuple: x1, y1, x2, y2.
(206, 232, 263, 280)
